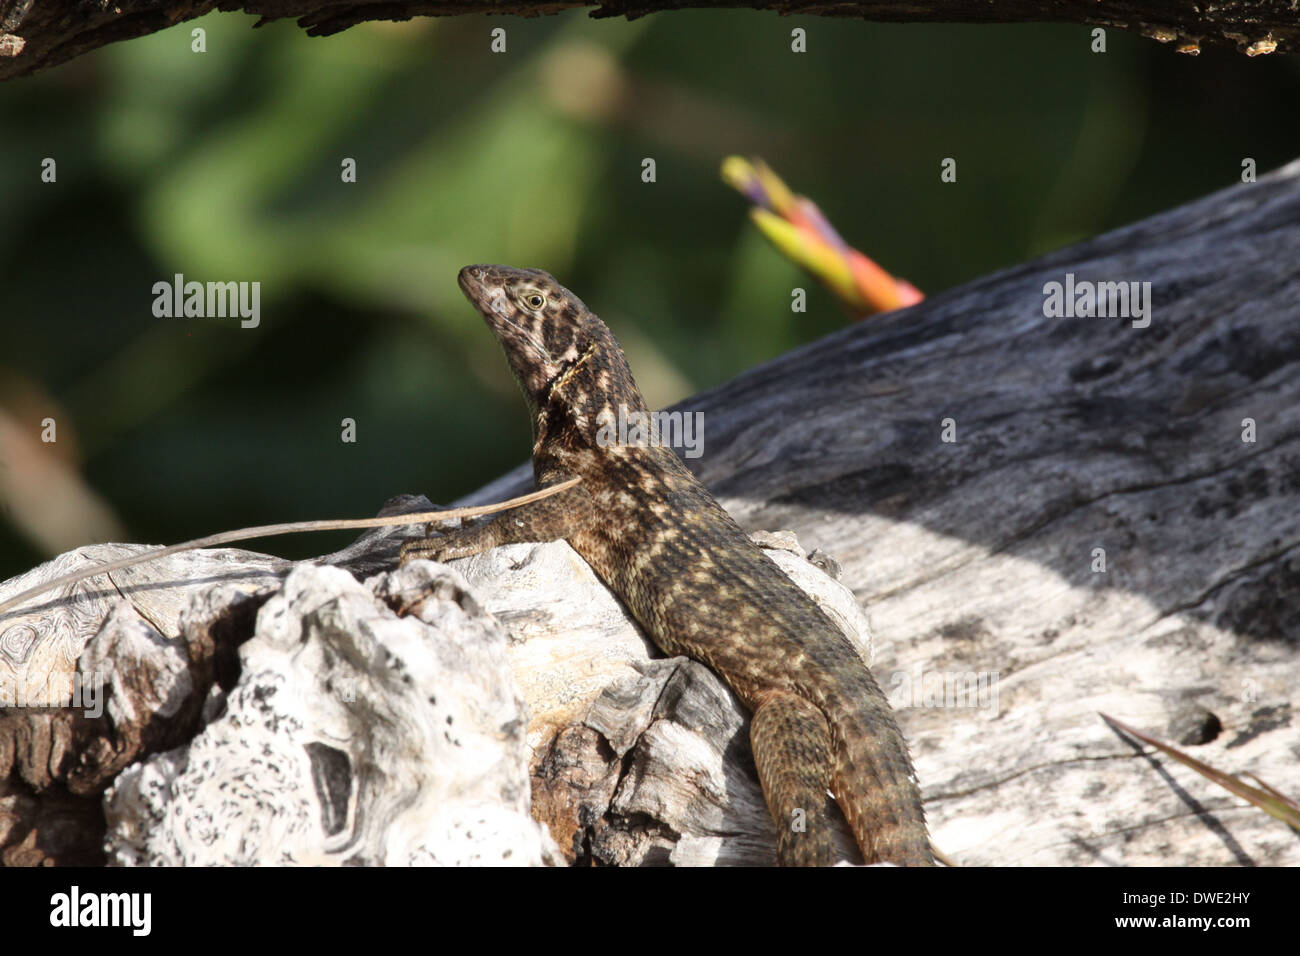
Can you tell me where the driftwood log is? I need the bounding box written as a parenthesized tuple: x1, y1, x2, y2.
(2, 160, 1299, 866)
(1, 0, 1295, 82)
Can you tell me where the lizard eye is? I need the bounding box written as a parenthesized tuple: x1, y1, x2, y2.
(522, 292, 547, 311)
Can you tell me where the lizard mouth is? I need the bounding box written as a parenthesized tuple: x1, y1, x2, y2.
(458, 263, 484, 288)
(457, 264, 492, 302)
(458, 264, 561, 391)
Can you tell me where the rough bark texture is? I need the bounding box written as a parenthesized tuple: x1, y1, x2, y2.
(102, 561, 562, 865)
(2, 160, 1299, 866)
(0, 0, 1294, 82)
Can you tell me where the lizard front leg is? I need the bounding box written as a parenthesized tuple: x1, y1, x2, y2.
(399, 481, 595, 564)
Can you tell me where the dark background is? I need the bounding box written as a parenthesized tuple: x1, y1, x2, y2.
(1, 12, 1298, 578)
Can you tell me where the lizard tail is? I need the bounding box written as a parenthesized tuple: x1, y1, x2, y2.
(749, 692, 837, 866)
(829, 695, 934, 866)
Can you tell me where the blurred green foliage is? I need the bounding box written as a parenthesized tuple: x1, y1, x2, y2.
(1, 11, 1298, 577)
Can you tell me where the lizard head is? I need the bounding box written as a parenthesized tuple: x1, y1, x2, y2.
(457, 264, 645, 424)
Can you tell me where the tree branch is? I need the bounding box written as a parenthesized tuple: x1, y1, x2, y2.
(1, 0, 1295, 82)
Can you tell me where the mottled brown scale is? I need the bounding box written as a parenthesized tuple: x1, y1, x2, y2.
(402, 264, 933, 866)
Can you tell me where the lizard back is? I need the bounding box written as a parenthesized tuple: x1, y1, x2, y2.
(563, 440, 932, 865)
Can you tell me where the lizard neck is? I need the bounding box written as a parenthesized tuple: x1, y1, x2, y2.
(532, 319, 651, 471)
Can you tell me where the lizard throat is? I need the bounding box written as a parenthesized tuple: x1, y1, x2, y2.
(542, 340, 598, 403)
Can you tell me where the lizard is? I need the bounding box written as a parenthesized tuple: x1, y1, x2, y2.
(0, 264, 933, 866)
(399, 264, 933, 866)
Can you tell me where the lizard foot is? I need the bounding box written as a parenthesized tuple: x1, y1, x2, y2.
(400, 525, 497, 564)
(399, 536, 450, 565)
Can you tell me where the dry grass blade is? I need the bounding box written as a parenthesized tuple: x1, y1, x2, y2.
(1101, 712, 1300, 831)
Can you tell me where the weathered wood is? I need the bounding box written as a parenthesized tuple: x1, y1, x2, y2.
(0, 0, 1293, 82)
(0, 516, 866, 864)
(103, 562, 561, 865)
(2, 161, 1299, 866)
